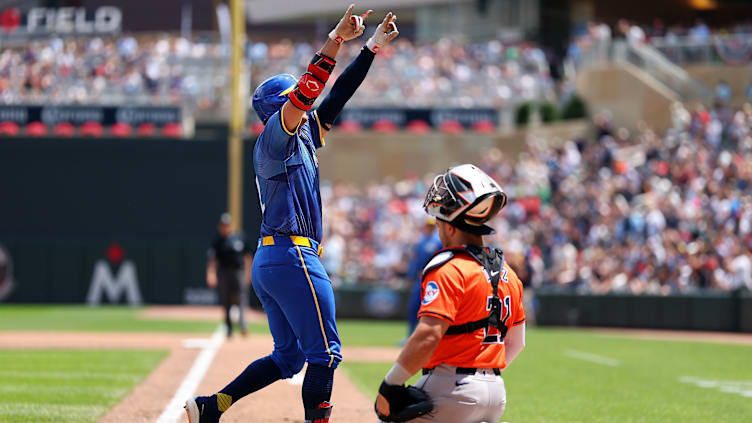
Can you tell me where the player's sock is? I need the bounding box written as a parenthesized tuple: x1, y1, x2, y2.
(224, 306, 232, 337)
(216, 355, 283, 411)
(302, 364, 334, 422)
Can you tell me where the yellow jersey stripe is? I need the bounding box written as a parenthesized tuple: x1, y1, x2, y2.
(295, 246, 333, 366)
(279, 103, 302, 136)
(313, 110, 326, 147)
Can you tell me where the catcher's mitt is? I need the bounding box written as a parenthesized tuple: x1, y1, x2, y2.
(375, 381, 433, 422)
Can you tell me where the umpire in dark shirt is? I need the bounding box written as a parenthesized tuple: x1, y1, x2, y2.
(207, 213, 252, 336)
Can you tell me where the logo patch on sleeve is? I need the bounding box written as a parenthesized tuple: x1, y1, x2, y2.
(422, 281, 440, 305)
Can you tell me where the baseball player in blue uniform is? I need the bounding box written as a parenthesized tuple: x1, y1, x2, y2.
(406, 218, 443, 335)
(185, 5, 399, 423)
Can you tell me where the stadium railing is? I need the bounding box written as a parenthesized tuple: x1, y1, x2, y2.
(650, 33, 752, 66)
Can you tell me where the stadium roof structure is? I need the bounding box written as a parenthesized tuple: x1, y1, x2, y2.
(245, 0, 467, 23)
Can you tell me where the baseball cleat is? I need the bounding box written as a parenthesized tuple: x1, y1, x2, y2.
(184, 396, 220, 423)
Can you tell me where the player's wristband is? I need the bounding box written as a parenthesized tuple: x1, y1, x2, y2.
(384, 362, 412, 386)
(366, 37, 381, 53)
(328, 29, 344, 45)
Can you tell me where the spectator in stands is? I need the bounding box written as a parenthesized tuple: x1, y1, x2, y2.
(715, 80, 732, 104)
(0, 35, 555, 116)
(320, 102, 752, 296)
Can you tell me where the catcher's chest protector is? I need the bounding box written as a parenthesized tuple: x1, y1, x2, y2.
(422, 245, 508, 338)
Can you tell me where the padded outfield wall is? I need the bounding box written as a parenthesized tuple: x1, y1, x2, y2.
(0, 136, 262, 305)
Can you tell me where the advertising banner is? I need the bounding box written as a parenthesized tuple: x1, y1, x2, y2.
(0, 105, 181, 126)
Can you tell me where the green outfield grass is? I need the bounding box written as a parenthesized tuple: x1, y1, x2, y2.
(0, 349, 167, 423)
(342, 328, 752, 423)
(0, 305, 218, 332)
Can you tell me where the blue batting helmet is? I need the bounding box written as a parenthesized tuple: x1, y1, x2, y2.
(252, 74, 297, 123)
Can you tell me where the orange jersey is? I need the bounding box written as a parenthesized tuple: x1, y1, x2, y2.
(418, 251, 525, 370)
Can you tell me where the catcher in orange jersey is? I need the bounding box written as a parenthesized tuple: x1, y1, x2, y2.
(375, 164, 526, 423)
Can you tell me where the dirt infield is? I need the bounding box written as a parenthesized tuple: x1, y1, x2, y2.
(195, 335, 377, 423)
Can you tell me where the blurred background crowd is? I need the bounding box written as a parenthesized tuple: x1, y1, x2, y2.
(0, 34, 555, 114)
(250, 38, 554, 108)
(0, 35, 229, 112)
(321, 102, 752, 295)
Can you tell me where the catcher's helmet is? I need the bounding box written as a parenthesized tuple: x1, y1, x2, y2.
(252, 74, 297, 123)
(423, 164, 507, 235)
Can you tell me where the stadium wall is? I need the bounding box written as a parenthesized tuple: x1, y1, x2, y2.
(535, 290, 752, 333)
(0, 136, 262, 304)
(318, 120, 589, 183)
(685, 63, 752, 107)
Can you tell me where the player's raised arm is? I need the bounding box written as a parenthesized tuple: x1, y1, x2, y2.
(280, 4, 372, 133)
(314, 11, 399, 138)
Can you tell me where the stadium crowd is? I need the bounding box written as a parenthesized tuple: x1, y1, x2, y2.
(0, 34, 554, 112)
(0, 35, 229, 112)
(321, 102, 752, 295)
(249, 38, 554, 108)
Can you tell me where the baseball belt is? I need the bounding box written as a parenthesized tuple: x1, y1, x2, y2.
(259, 235, 323, 257)
(421, 367, 501, 376)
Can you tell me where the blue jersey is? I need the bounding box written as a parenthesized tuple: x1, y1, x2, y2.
(407, 231, 443, 283)
(254, 107, 326, 242)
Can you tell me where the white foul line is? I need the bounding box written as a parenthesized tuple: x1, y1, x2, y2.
(563, 349, 621, 367)
(679, 377, 752, 398)
(156, 326, 225, 423)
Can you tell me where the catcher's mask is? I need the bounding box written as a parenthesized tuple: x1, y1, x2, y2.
(423, 164, 507, 235)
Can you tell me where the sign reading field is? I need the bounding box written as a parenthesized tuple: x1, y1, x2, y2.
(0, 6, 121, 39)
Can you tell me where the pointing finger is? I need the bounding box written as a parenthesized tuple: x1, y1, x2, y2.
(381, 12, 393, 27)
(361, 10, 373, 20)
(344, 4, 354, 19)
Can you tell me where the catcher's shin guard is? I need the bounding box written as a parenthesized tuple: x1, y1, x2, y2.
(305, 401, 333, 423)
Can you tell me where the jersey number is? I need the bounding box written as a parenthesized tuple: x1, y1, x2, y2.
(482, 295, 511, 345)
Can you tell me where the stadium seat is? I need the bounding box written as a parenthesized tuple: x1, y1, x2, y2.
(249, 122, 265, 136)
(162, 122, 183, 137)
(53, 122, 76, 136)
(472, 119, 496, 133)
(110, 122, 132, 137)
(0, 121, 20, 135)
(25, 121, 48, 136)
(406, 120, 431, 134)
(439, 119, 464, 134)
(337, 119, 363, 133)
(136, 123, 157, 137)
(371, 119, 398, 133)
(80, 121, 104, 137)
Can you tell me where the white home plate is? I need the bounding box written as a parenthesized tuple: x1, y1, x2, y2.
(679, 376, 752, 398)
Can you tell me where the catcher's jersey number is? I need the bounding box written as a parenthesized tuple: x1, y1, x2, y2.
(482, 295, 511, 345)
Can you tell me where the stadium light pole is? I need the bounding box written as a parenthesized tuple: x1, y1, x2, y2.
(228, 0, 246, 232)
